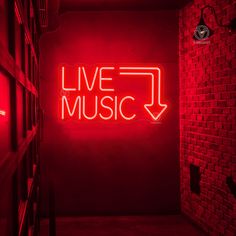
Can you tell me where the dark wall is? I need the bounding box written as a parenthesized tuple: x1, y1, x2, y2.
(40, 10, 179, 215)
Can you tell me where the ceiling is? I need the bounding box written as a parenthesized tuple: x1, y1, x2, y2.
(45, 0, 192, 30)
(59, 0, 192, 12)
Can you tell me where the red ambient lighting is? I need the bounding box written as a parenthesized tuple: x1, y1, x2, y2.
(60, 66, 167, 121)
(0, 110, 6, 117)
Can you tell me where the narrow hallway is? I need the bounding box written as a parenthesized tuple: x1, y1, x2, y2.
(0, 0, 235, 235)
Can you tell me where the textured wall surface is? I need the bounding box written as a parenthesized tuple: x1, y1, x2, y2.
(179, 0, 236, 235)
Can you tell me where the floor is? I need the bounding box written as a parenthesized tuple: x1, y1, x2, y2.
(40, 215, 207, 236)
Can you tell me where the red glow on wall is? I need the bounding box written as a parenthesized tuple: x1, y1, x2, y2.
(60, 66, 167, 121)
(14, 2, 22, 24)
(0, 110, 6, 116)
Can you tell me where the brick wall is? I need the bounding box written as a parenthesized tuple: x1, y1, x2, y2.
(179, 0, 236, 235)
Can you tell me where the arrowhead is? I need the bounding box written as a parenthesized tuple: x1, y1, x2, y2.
(144, 104, 167, 121)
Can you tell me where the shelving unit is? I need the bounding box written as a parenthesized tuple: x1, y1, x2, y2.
(0, 0, 45, 235)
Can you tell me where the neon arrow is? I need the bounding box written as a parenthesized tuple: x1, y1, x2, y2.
(119, 67, 167, 121)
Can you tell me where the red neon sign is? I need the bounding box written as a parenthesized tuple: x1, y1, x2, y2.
(60, 66, 167, 121)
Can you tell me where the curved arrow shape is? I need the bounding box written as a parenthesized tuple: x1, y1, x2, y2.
(119, 67, 167, 121)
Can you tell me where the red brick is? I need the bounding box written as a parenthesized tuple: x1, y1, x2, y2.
(179, 0, 235, 235)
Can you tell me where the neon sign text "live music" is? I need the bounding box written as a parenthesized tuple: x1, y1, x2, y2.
(60, 66, 167, 121)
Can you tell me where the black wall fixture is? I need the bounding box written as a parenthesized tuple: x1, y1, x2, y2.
(193, 5, 236, 40)
(190, 164, 201, 195)
(226, 176, 236, 198)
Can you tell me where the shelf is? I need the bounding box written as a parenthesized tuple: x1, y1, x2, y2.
(18, 166, 39, 236)
(0, 1, 41, 235)
(0, 42, 38, 96)
(0, 125, 38, 187)
(15, 0, 39, 67)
